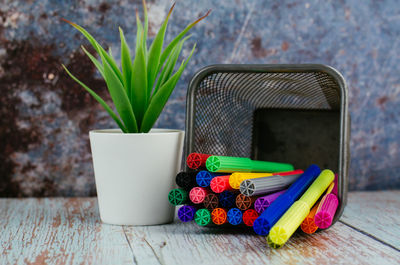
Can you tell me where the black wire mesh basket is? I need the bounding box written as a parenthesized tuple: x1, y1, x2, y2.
(184, 64, 350, 226)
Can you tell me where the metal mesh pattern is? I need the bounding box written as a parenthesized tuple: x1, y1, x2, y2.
(191, 70, 340, 158)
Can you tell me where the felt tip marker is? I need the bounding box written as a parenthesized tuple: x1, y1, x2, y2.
(203, 193, 219, 210)
(168, 188, 189, 205)
(186, 153, 211, 169)
(206, 156, 294, 173)
(211, 208, 228, 225)
(176, 171, 198, 190)
(314, 182, 339, 229)
(242, 209, 259, 227)
(189, 187, 210, 204)
(229, 172, 274, 190)
(268, 169, 335, 247)
(194, 208, 212, 226)
(236, 194, 257, 211)
(178, 205, 197, 222)
(300, 203, 319, 234)
(254, 190, 286, 214)
(227, 208, 243, 225)
(218, 190, 236, 208)
(239, 173, 300, 196)
(253, 164, 321, 236)
(196, 171, 225, 187)
(210, 175, 233, 193)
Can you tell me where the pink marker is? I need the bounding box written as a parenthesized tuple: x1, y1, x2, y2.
(189, 187, 210, 204)
(254, 190, 286, 214)
(314, 181, 339, 229)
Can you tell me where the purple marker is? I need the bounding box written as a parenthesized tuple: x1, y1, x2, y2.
(254, 190, 286, 214)
(178, 205, 197, 222)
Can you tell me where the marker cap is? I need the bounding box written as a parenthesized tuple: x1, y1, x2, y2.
(203, 193, 219, 210)
(254, 190, 286, 214)
(210, 175, 232, 193)
(178, 205, 197, 222)
(211, 208, 227, 225)
(187, 153, 211, 169)
(218, 190, 236, 208)
(227, 208, 243, 225)
(242, 209, 259, 227)
(194, 208, 211, 226)
(168, 188, 189, 205)
(235, 194, 256, 211)
(314, 193, 339, 229)
(189, 187, 209, 204)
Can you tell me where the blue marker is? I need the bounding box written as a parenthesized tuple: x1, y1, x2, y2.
(253, 164, 321, 235)
(196, 171, 224, 187)
(218, 190, 236, 208)
(227, 208, 243, 225)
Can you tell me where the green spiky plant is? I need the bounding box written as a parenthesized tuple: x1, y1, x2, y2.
(62, 1, 210, 133)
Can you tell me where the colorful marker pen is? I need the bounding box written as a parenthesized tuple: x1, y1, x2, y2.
(227, 208, 243, 225)
(229, 172, 274, 189)
(189, 187, 210, 204)
(178, 205, 197, 222)
(242, 209, 259, 227)
(194, 208, 212, 226)
(186, 153, 211, 169)
(235, 194, 257, 211)
(203, 193, 219, 210)
(254, 190, 286, 214)
(253, 165, 321, 236)
(314, 182, 339, 229)
(176, 171, 198, 190)
(206, 156, 294, 173)
(196, 171, 225, 187)
(211, 208, 228, 225)
(168, 188, 189, 205)
(210, 175, 233, 193)
(300, 203, 319, 234)
(239, 173, 300, 196)
(268, 169, 334, 247)
(218, 190, 236, 208)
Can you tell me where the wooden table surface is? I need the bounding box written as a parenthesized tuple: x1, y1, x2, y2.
(1, 191, 399, 265)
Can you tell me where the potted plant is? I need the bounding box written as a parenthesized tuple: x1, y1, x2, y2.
(62, 1, 210, 225)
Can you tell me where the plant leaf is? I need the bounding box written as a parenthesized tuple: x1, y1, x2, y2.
(146, 3, 175, 99)
(158, 10, 210, 70)
(141, 44, 196, 132)
(153, 35, 190, 96)
(81, 45, 105, 79)
(62, 18, 124, 85)
(119, 27, 133, 99)
(97, 43, 138, 133)
(62, 64, 128, 133)
(142, 0, 148, 60)
(130, 12, 148, 128)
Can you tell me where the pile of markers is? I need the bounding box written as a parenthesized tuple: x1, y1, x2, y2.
(167, 153, 339, 249)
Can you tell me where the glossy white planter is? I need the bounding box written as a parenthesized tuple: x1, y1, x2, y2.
(89, 129, 184, 225)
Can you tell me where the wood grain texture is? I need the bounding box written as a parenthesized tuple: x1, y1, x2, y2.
(0, 198, 133, 265)
(0, 193, 399, 265)
(124, 213, 400, 265)
(340, 190, 400, 249)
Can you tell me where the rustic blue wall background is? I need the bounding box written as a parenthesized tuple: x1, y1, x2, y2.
(0, 0, 399, 196)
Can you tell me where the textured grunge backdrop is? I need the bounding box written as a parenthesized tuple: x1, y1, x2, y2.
(0, 0, 399, 196)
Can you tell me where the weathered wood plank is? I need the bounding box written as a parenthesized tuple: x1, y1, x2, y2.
(0, 198, 133, 265)
(340, 190, 400, 249)
(124, 213, 400, 265)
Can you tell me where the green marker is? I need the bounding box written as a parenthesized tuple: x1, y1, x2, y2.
(194, 208, 211, 226)
(206, 156, 294, 173)
(168, 188, 189, 205)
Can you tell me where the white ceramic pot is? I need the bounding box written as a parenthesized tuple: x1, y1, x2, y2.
(89, 128, 184, 225)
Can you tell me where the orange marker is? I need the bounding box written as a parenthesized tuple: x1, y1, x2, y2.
(211, 208, 228, 225)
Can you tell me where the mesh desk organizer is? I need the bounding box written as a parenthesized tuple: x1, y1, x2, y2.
(184, 64, 350, 229)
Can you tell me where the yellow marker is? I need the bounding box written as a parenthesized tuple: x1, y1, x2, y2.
(268, 169, 334, 247)
(229, 172, 273, 189)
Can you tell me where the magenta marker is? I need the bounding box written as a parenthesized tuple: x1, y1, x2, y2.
(254, 190, 286, 214)
(314, 193, 339, 229)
